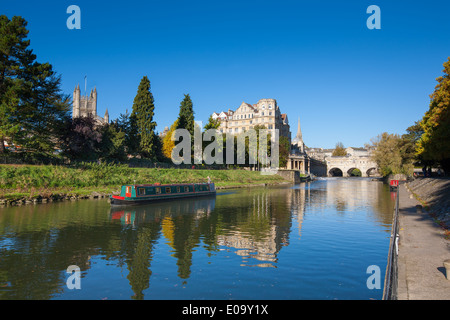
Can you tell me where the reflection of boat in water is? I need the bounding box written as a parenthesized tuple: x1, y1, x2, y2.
(110, 182, 216, 206)
(109, 195, 216, 225)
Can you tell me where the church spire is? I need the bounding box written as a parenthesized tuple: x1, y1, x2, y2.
(296, 117, 302, 141)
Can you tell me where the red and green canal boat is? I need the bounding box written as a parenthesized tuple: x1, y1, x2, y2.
(110, 182, 216, 205)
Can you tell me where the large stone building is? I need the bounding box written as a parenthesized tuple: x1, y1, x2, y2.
(211, 98, 291, 142)
(72, 84, 109, 125)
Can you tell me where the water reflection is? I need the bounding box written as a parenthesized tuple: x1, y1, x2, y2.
(0, 178, 394, 300)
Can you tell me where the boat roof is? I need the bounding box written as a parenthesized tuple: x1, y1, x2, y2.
(126, 182, 211, 187)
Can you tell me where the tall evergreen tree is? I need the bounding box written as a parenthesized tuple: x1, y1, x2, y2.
(131, 76, 158, 160)
(0, 15, 31, 153)
(176, 94, 195, 137)
(0, 15, 71, 156)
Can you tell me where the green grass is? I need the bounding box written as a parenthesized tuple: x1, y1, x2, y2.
(0, 163, 288, 200)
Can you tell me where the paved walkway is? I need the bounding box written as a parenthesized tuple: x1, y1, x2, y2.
(397, 183, 450, 300)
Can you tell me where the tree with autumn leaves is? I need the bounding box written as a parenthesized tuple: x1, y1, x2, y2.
(416, 57, 450, 173)
(371, 57, 450, 176)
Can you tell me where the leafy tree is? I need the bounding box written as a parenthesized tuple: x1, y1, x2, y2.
(400, 121, 423, 167)
(117, 109, 139, 156)
(279, 136, 290, 168)
(131, 76, 158, 160)
(162, 119, 179, 160)
(370, 132, 414, 177)
(203, 115, 220, 130)
(332, 142, 347, 156)
(15, 73, 71, 155)
(416, 57, 450, 173)
(59, 116, 102, 162)
(98, 122, 127, 162)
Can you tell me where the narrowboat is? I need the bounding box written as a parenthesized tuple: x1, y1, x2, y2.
(110, 182, 216, 206)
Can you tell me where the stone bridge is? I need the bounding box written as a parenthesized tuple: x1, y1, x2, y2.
(326, 156, 378, 177)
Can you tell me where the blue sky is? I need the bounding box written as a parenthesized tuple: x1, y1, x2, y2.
(2, 0, 450, 148)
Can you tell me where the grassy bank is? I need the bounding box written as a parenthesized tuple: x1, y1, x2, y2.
(0, 163, 289, 203)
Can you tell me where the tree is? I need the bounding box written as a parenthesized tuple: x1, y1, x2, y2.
(370, 132, 414, 177)
(0, 15, 29, 153)
(332, 142, 347, 156)
(131, 76, 158, 160)
(162, 119, 179, 160)
(0, 15, 70, 157)
(416, 57, 450, 173)
(117, 109, 139, 156)
(59, 116, 102, 162)
(176, 94, 195, 137)
(203, 115, 220, 130)
(175, 94, 195, 162)
(98, 122, 127, 162)
(279, 136, 291, 168)
(15, 73, 71, 155)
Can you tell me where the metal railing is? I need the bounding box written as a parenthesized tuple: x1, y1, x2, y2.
(382, 185, 400, 300)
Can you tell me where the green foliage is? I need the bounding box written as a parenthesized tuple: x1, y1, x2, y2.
(416, 57, 450, 172)
(279, 135, 290, 168)
(203, 115, 220, 130)
(370, 132, 414, 177)
(332, 142, 347, 156)
(59, 116, 102, 162)
(98, 122, 127, 162)
(131, 76, 158, 160)
(176, 94, 195, 137)
(350, 168, 361, 177)
(0, 15, 70, 156)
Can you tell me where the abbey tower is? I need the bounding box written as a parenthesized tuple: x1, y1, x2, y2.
(72, 85, 109, 124)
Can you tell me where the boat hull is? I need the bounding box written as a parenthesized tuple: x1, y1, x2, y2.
(110, 190, 216, 206)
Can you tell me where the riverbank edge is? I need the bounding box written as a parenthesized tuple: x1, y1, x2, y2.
(405, 177, 450, 235)
(0, 180, 294, 207)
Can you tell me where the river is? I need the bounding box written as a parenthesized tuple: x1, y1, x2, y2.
(0, 177, 395, 300)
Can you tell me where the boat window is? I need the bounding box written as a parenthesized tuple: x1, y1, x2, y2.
(165, 187, 171, 193)
(177, 186, 180, 193)
(184, 186, 189, 192)
(138, 188, 146, 195)
(156, 187, 161, 194)
(126, 186, 132, 194)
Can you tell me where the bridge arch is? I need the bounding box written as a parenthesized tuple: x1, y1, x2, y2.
(328, 167, 343, 177)
(347, 167, 362, 177)
(366, 167, 378, 177)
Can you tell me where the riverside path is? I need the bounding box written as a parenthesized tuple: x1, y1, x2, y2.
(397, 183, 450, 300)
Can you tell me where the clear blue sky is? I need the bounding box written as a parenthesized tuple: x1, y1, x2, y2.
(3, 0, 450, 148)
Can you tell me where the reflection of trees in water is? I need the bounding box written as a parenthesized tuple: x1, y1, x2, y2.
(0, 179, 393, 299)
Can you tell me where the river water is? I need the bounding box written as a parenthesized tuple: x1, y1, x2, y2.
(0, 178, 395, 300)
